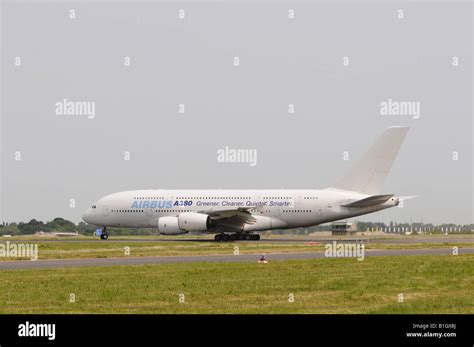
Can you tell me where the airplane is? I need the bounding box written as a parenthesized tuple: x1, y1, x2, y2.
(83, 126, 413, 241)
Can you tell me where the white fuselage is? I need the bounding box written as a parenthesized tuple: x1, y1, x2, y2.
(82, 127, 409, 237)
(82, 188, 398, 233)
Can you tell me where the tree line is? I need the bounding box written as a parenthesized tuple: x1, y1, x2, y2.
(0, 218, 154, 236)
(0, 218, 472, 236)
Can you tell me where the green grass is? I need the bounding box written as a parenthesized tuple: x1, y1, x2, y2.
(1, 237, 472, 261)
(0, 241, 322, 260)
(0, 254, 472, 313)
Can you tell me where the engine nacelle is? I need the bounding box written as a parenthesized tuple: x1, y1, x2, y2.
(158, 216, 187, 235)
(178, 212, 210, 232)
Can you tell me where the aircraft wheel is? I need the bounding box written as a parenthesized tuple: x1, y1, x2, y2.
(215, 234, 222, 242)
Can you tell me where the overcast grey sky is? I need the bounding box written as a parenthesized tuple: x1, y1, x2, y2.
(1, 0, 472, 225)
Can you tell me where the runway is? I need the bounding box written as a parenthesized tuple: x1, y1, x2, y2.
(0, 248, 472, 270)
(4, 236, 473, 244)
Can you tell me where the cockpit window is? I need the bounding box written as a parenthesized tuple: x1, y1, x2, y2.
(92, 205, 96, 209)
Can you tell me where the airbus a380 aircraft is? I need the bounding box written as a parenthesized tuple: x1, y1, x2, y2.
(83, 127, 412, 241)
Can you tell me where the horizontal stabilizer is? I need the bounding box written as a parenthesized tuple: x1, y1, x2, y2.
(342, 194, 394, 208)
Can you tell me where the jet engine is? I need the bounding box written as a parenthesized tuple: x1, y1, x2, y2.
(158, 217, 186, 235)
(178, 212, 210, 231)
(158, 212, 210, 235)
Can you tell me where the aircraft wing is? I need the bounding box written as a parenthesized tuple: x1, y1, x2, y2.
(198, 207, 258, 231)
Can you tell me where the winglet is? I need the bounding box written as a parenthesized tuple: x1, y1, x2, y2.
(397, 196, 419, 201)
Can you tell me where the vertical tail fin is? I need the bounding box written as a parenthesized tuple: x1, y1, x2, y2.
(331, 126, 409, 195)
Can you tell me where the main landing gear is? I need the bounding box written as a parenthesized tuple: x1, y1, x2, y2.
(99, 227, 109, 240)
(214, 233, 260, 242)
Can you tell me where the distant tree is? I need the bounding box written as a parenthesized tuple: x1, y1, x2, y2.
(45, 218, 76, 232)
(17, 219, 45, 234)
(0, 222, 20, 236)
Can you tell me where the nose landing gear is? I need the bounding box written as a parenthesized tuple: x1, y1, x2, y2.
(99, 227, 109, 240)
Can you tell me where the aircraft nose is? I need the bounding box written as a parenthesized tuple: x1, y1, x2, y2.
(82, 208, 92, 223)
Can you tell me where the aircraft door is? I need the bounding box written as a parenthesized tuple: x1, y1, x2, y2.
(252, 194, 264, 214)
(146, 207, 153, 217)
(293, 194, 301, 209)
(274, 206, 282, 217)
